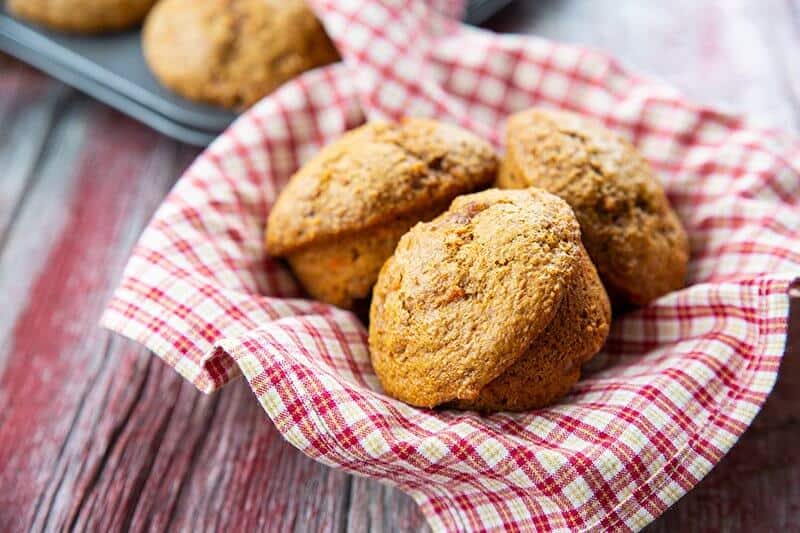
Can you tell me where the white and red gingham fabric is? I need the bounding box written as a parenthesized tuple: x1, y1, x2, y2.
(101, 1, 800, 530)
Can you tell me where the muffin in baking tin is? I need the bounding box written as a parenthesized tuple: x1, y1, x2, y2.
(143, 0, 340, 108)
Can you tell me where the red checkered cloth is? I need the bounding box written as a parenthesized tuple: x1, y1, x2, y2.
(102, 1, 800, 530)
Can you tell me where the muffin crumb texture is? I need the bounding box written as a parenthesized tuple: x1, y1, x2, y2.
(266, 118, 499, 309)
(499, 108, 689, 306)
(368, 188, 609, 410)
(142, 0, 340, 108)
(452, 247, 610, 412)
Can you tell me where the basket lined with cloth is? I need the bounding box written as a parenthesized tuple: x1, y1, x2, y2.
(102, 1, 800, 530)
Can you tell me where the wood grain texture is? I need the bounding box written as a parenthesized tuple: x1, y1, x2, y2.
(0, 1, 797, 531)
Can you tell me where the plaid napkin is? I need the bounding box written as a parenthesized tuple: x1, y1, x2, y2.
(102, 1, 800, 530)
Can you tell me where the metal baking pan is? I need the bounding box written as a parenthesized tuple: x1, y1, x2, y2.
(0, 1, 513, 146)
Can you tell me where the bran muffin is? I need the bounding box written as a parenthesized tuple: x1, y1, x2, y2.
(142, 0, 340, 109)
(368, 188, 585, 409)
(7, 0, 157, 33)
(452, 247, 611, 412)
(499, 108, 690, 306)
(266, 119, 499, 309)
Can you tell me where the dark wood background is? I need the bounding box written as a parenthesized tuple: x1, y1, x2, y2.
(0, 1, 798, 531)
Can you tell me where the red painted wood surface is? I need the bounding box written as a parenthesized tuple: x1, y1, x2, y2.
(0, 1, 798, 531)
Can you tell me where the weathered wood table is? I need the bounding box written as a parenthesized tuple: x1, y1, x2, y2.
(1, 1, 798, 531)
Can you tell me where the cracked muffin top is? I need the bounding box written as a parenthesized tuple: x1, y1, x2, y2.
(266, 119, 499, 256)
(499, 108, 689, 305)
(368, 188, 583, 408)
(142, 0, 340, 108)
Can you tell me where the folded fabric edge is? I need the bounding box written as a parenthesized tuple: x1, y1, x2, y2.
(99, 290, 357, 394)
(595, 279, 792, 532)
(99, 303, 233, 394)
(217, 277, 792, 532)
(216, 335, 451, 527)
(389, 279, 793, 532)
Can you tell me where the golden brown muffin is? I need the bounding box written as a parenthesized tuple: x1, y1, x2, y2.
(452, 247, 611, 412)
(142, 0, 340, 109)
(266, 119, 499, 309)
(7, 0, 157, 33)
(499, 108, 690, 306)
(369, 188, 585, 409)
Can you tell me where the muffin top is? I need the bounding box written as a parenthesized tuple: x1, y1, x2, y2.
(142, 0, 340, 108)
(8, 0, 157, 33)
(502, 108, 670, 212)
(453, 246, 611, 412)
(266, 119, 498, 256)
(500, 108, 689, 305)
(369, 188, 583, 408)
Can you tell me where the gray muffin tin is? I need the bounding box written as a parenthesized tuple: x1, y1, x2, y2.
(0, 0, 511, 146)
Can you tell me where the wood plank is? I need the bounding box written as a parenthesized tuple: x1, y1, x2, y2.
(0, 101, 102, 374)
(0, 95, 188, 530)
(347, 478, 429, 533)
(0, 63, 73, 252)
